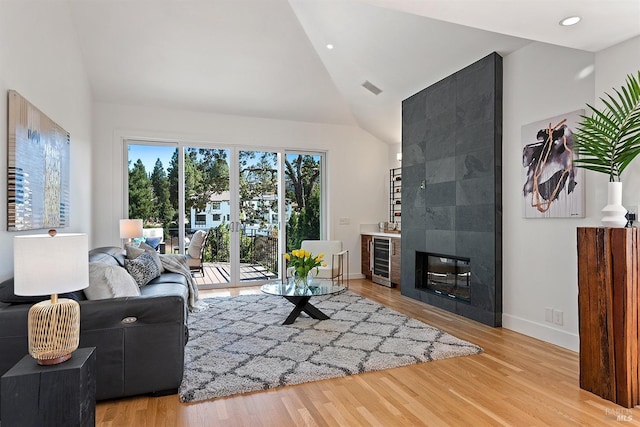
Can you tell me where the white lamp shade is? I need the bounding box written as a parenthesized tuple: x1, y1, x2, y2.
(14, 233, 89, 296)
(119, 219, 143, 239)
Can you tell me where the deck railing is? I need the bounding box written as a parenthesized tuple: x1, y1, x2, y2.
(162, 226, 279, 275)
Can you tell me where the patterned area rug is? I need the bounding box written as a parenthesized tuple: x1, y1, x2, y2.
(179, 290, 482, 402)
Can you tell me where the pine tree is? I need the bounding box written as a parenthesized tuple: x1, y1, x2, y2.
(150, 158, 174, 228)
(128, 159, 155, 221)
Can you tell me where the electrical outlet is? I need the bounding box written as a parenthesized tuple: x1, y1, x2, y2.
(553, 310, 564, 326)
(626, 205, 639, 227)
(545, 307, 553, 323)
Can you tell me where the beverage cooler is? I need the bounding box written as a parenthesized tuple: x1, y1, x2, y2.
(370, 236, 391, 287)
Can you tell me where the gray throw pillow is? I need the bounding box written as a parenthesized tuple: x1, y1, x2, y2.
(86, 262, 141, 299)
(126, 242, 164, 272)
(125, 251, 161, 287)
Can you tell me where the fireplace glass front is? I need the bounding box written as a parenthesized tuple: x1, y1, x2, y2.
(416, 252, 471, 302)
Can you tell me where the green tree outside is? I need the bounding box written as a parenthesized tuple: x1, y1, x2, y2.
(150, 158, 174, 232)
(128, 159, 155, 221)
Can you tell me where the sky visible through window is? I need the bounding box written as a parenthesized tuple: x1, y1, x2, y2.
(128, 144, 316, 174)
(128, 144, 175, 173)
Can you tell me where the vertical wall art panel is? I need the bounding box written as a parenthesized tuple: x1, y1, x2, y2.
(521, 110, 585, 218)
(7, 90, 70, 230)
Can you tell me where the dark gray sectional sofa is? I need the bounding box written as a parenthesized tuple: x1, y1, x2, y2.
(0, 246, 188, 404)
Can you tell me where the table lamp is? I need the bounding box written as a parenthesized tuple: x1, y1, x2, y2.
(119, 219, 143, 246)
(13, 231, 89, 365)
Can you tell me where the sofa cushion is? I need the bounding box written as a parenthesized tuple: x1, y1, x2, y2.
(139, 282, 189, 302)
(88, 247, 126, 267)
(147, 272, 188, 288)
(85, 262, 141, 300)
(0, 278, 84, 304)
(125, 251, 161, 287)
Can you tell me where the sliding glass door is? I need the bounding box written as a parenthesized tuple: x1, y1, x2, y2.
(234, 149, 280, 285)
(127, 142, 324, 288)
(284, 152, 323, 252)
(126, 143, 178, 254)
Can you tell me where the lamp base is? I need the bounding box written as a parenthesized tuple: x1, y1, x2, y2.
(37, 354, 72, 366)
(28, 297, 80, 365)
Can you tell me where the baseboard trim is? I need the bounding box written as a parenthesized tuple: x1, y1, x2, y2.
(502, 314, 579, 352)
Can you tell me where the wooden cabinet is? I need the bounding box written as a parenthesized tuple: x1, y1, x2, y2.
(361, 235, 372, 279)
(390, 237, 401, 286)
(577, 227, 640, 408)
(361, 234, 401, 286)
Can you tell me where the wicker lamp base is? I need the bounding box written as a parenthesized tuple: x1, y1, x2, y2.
(27, 296, 80, 365)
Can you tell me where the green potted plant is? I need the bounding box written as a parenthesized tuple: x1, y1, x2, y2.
(574, 70, 640, 226)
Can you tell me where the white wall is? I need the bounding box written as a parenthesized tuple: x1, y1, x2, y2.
(502, 37, 640, 351)
(595, 36, 640, 210)
(0, 1, 93, 281)
(92, 103, 389, 278)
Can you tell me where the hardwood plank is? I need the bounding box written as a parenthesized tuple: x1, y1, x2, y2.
(96, 278, 640, 426)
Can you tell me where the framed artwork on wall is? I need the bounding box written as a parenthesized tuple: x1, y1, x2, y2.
(7, 90, 70, 231)
(521, 109, 585, 218)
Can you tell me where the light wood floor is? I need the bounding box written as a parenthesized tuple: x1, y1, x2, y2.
(96, 279, 639, 426)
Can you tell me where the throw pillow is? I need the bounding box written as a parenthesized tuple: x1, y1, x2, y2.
(85, 262, 141, 300)
(187, 230, 207, 259)
(126, 242, 164, 272)
(125, 250, 161, 287)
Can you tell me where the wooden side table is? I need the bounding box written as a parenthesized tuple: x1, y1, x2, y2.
(577, 227, 639, 408)
(1, 347, 96, 427)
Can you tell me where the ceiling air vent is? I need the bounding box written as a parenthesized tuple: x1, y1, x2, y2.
(362, 80, 382, 95)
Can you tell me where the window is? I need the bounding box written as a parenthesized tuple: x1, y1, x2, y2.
(195, 214, 206, 226)
(285, 152, 324, 251)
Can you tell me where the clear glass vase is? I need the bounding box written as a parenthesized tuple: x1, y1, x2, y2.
(293, 270, 311, 291)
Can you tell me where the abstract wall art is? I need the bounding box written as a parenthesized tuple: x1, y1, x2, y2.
(7, 90, 70, 230)
(521, 110, 585, 218)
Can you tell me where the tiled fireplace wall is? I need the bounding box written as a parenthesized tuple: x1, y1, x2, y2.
(400, 52, 503, 327)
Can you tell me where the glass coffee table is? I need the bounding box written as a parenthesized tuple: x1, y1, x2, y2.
(261, 279, 346, 325)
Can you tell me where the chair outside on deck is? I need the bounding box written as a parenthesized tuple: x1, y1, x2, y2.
(291, 240, 349, 287)
(186, 230, 208, 276)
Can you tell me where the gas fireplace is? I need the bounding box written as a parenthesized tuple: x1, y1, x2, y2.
(416, 252, 471, 302)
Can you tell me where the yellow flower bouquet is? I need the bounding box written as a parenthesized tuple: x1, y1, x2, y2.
(285, 249, 326, 287)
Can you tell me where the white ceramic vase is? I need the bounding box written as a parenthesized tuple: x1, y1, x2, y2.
(601, 181, 628, 227)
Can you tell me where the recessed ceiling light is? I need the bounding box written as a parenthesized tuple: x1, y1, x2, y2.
(326, 44, 334, 50)
(559, 16, 581, 26)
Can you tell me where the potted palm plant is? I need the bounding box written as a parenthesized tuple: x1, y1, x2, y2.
(574, 70, 640, 227)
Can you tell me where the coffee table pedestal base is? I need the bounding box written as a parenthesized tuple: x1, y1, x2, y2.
(282, 296, 329, 325)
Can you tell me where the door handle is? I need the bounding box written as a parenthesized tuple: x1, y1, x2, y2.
(369, 240, 374, 271)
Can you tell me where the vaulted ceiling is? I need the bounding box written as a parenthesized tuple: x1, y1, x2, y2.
(67, 0, 640, 144)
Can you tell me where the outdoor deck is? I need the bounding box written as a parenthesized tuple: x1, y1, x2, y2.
(192, 262, 278, 287)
